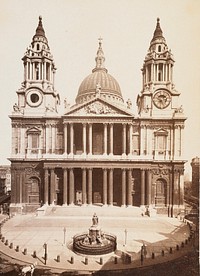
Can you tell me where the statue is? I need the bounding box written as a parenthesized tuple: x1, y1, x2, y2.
(13, 103, 20, 112)
(92, 213, 98, 226)
(126, 98, 132, 109)
(96, 83, 101, 96)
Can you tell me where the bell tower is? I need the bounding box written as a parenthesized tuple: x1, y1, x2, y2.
(137, 18, 182, 118)
(13, 16, 60, 116)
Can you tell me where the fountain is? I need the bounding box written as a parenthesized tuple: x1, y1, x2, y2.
(73, 213, 117, 255)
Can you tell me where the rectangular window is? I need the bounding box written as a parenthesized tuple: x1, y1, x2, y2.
(157, 135, 166, 153)
(31, 134, 38, 149)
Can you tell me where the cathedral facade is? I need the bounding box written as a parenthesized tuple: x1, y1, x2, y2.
(9, 17, 186, 216)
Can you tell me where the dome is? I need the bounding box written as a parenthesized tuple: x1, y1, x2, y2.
(75, 39, 124, 105)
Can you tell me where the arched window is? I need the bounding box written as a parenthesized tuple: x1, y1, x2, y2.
(158, 63, 163, 81)
(37, 43, 40, 51)
(158, 45, 161, 52)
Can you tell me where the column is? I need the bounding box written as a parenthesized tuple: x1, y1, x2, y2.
(82, 123, 87, 155)
(70, 123, 74, 156)
(128, 124, 133, 156)
(127, 169, 132, 206)
(82, 168, 87, 205)
(17, 125, 21, 154)
(50, 169, 55, 204)
(109, 124, 113, 155)
(45, 124, 50, 154)
(32, 63, 35, 80)
(44, 168, 49, 205)
(180, 126, 184, 157)
(171, 64, 173, 83)
(122, 124, 126, 156)
(43, 61, 46, 81)
(69, 168, 74, 205)
(103, 123, 108, 155)
(146, 170, 152, 205)
(20, 126, 25, 155)
(19, 171, 23, 203)
(103, 169, 108, 205)
(64, 123, 68, 154)
(147, 126, 152, 156)
(52, 125, 56, 154)
(166, 182, 170, 206)
(108, 169, 113, 205)
(63, 169, 68, 205)
(11, 124, 16, 155)
(151, 63, 154, 82)
(179, 170, 184, 206)
(140, 126, 144, 155)
(88, 168, 93, 205)
(140, 169, 145, 206)
(16, 172, 20, 203)
(121, 169, 126, 206)
(88, 123, 93, 155)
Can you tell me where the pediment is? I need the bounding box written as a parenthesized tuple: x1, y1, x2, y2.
(65, 98, 134, 117)
(27, 127, 41, 134)
(154, 128, 168, 136)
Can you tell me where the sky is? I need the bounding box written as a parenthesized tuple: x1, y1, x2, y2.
(0, 0, 199, 179)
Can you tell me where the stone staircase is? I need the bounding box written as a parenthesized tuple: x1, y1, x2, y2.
(43, 205, 142, 218)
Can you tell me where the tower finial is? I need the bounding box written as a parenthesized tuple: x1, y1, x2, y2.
(98, 36, 103, 46)
(35, 15, 46, 38)
(152, 17, 163, 40)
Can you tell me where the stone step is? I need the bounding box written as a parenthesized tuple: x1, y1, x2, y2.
(44, 205, 142, 217)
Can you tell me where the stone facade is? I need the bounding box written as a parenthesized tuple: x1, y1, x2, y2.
(9, 17, 186, 216)
(191, 157, 200, 198)
(0, 166, 11, 194)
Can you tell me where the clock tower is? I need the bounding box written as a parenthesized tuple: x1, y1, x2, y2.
(13, 16, 60, 116)
(137, 18, 182, 118)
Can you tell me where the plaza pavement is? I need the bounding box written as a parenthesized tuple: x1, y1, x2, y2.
(0, 205, 195, 274)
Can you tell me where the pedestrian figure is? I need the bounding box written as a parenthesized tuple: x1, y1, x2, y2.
(141, 243, 147, 258)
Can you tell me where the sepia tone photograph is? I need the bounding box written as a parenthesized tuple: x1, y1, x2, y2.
(0, 0, 199, 275)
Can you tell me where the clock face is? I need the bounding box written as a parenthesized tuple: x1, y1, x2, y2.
(153, 90, 171, 109)
(26, 89, 43, 107)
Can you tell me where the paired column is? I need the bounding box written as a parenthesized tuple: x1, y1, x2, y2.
(82, 169, 87, 205)
(88, 124, 93, 155)
(128, 124, 133, 156)
(70, 124, 74, 155)
(109, 124, 113, 155)
(83, 124, 87, 155)
(50, 169, 55, 204)
(140, 169, 145, 206)
(121, 169, 126, 206)
(69, 168, 74, 205)
(103, 124, 108, 155)
(103, 169, 108, 205)
(44, 168, 49, 205)
(127, 169, 132, 206)
(108, 169, 113, 205)
(146, 169, 152, 205)
(63, 169, 68, 205)
(88, 168, 93, 204)
(64, 124, 68, 154)
(122, 124, 126, 156)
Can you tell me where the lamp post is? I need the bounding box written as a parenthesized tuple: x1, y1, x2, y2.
(124, 229, 127, 246)
(63, 227, 66, 245)
(43, 243, 47, 265)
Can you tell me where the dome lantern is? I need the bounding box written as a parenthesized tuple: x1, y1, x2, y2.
(75, 39, 124, 105)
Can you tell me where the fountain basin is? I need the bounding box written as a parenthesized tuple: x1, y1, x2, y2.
(73, 232, 117, 255)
